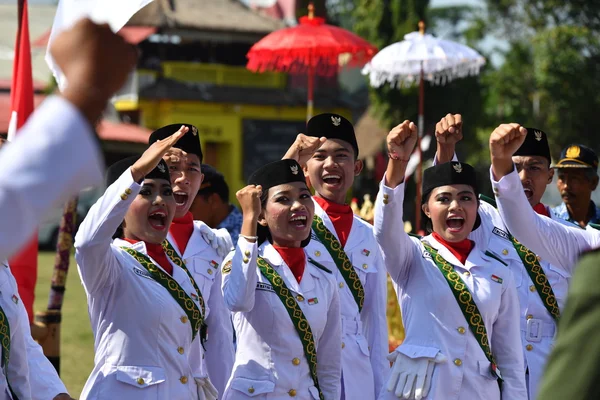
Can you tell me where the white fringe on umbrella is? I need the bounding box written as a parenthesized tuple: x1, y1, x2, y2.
(362, 32, 486, 88)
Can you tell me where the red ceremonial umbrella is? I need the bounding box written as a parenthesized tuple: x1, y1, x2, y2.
(247, 3, 377, 120)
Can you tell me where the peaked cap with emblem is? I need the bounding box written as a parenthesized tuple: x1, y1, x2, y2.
(148, 123, 203, 162)
(248, 159, 310, 246)
(105, 156, 171, 188)
(554, 144, 598, 171)
(513, 127, 551, 163)
(306, 113, 359, 157)
(422, 161, 481, 232)
(422, 161, 479, 202)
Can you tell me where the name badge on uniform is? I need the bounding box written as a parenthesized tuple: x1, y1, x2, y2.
(307, 297, 319, 305)
(256, 282, 275, 293)
(133, 267, 153, 280)
(492, 227, 510, 241)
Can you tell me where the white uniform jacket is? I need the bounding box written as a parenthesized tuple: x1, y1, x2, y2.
(75, 168, 206, 400)
(221, 238, 342, 400)
(305, 200, 388, 399)
(165, 224, 234, 395)
(0, 261, 69, 400)
(0, 96, 103, 262)
(487, 167, 600, 398)
(374, 178, 527, 400)
(491, 167, 600, 270)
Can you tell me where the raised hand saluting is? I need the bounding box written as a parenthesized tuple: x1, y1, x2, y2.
(131, 125, 189, 182)
(283, 134, 326, 166)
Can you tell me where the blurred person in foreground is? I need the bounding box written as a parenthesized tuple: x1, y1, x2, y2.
(536, 248, 600, 400)
(0, 17, 138, 399)
(190, 164, 242, 243)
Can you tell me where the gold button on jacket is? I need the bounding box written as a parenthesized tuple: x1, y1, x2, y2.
(180, 376, 188, 384)
(177, 346, 184, 354)
(457, 326, 466, 334)
(180, 316, 188, 323)
(454, 358, 462, 366)
(292, 357, 300, 365)
(248, 387, 255, 394)
(288, 389, 297, 397)
(137, 378, 144, 385)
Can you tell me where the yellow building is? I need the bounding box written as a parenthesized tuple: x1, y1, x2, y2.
(117, 0, 353, 198)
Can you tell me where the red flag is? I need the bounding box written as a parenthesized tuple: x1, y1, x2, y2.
(8, 0, 37, 322)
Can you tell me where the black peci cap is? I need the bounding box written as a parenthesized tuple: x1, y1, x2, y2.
(149, 123, 203, 162)
(513, 127, 551, 164)
(306, 113, 359, 157)
(105, 156, 170, 188)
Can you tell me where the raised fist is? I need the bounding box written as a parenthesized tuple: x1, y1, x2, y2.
(236, 185, 263, 220)
(387, 121, 418, 161)
(489, 123, 528, 160)
(283, 134, 326, 166)
(435, 113, 463, 145)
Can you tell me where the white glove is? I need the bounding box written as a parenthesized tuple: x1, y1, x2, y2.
(195, 377, 218, 400)
(386, 350, 446, 399)
(199, 225, 232, 258)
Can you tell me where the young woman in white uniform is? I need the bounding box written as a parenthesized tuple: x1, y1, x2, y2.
(374, 122, 527, 400)
(75, 127, 217, 400)
(221, 159, 342, 399)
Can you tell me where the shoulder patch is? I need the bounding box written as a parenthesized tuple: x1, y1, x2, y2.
(492, 227, 511, 241)
(308, 258, 332, 274)
(222, 260, 232, 275)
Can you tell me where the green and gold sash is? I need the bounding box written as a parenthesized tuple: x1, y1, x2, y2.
(422, 243, 502, 384)
(256, 257, 324, 400)
(312, 215, 364, 312)
(0, 303, 18, 399)
(480, 194, 560, 321)
(121, 242, 205, 341)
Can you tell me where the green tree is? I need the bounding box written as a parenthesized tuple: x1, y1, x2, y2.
(482, 0, 600, 157)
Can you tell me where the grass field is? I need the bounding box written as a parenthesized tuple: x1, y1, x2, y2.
(34, 252, 94, 398)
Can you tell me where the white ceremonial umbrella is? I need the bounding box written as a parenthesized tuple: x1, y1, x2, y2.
(362, 21, 485, 232)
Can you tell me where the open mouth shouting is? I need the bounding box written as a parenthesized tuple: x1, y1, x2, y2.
(148, 208, 168, 231)
(322, 174, 342, 188)
(523, 187, 534, 200)
(289, 213, 309, 230)
(173, 191, 189, 208)
(446, 216, 465, 233)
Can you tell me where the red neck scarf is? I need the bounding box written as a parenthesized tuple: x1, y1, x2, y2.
(533, 203, 550, 218)
(313, 196, 354, 247)
(123, 238, 173, 275)
(273, 246, 306, 283)
(431, 232, 474, 265)
(170, 212, 194, 254)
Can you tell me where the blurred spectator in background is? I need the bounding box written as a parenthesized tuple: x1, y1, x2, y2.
(190, 164, 243, 243)
(552, 144, 600, 228)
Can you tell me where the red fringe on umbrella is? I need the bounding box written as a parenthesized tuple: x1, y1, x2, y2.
(246, 16, 377, 77)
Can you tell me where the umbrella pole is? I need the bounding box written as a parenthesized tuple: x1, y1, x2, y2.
(307, 66, 314, 121)
(33, 196, 78, 374)
(415, 64, 424, 233)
